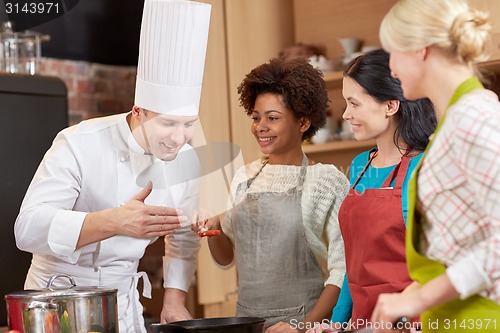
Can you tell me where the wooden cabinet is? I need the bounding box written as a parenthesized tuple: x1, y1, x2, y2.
(303, 140, 376, 176)
(293, 0, 396, 170)
(473, 0, 500, 61)
(293, 0, 396, 60)
(293, 0, 500, 171)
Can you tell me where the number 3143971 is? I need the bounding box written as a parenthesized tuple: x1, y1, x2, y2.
(5, 2, 60, 14)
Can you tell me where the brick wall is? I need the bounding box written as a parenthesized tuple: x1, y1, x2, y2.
(40, 58, 137, 125)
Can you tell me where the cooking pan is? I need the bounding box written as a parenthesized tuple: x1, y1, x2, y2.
(150, 317, 266, 333)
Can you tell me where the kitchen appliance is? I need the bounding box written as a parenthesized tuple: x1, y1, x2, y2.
(5, 274, 118, 333)
(0, 21, 50, 75)
(150, 317, 266, 333)
(0, 73, 68, 327)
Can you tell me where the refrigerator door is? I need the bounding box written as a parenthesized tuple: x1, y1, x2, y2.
(0, 73, 68, 326)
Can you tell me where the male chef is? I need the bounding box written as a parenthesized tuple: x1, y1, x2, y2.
(14, 0, 211, 332)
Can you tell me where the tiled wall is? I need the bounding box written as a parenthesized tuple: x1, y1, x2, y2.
(40, 58, 137, 125)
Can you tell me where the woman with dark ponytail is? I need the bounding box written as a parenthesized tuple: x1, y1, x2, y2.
(310, 48, 436, 332)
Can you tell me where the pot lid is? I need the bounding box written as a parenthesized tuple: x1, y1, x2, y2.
(4, 274, 117, 300)
(0, 21, 50, 42)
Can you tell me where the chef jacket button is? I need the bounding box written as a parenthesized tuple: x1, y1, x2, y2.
(119, 202, 126, 207)
(119, 153, 129, 162)
(94, 266, 101, 272)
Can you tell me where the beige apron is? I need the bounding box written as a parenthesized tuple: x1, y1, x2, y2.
(232, 156, 324, 328)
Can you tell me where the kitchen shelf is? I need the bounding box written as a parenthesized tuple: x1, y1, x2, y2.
(303, 139, 376, 154)
(322, 59, 500, 89)
(479, 59, 500, 74)
(323, 70, 343, 89)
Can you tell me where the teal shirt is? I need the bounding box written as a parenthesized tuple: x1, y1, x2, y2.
(331, 149, 423, 324)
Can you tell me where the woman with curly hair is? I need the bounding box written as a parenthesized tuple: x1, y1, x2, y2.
(197, 57, 349, 332)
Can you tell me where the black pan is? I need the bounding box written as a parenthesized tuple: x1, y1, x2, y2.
(150, 317, 266, 333)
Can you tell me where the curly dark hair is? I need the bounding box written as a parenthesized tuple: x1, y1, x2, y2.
(237, 57, 329, 141)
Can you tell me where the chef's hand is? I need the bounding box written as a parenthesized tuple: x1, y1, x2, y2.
(266, 321, 300, 333)
(191, 207, 221, 235)
(371, 292, 421, 333)
(306, 321, 342, 333)
(160, 288, 192, 323)
(116, 183, 187, 238)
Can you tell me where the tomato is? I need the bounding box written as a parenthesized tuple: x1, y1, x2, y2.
(198, 229, 221, 237)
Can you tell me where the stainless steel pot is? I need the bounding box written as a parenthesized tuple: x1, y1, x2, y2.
(4, 274, 118, 333)
(150, 317, 266, 333)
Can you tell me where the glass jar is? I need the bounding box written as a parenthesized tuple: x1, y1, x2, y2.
(0, 21, 49, 75)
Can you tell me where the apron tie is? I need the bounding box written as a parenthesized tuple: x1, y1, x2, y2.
(134, 271, 152, 299)
(131, 271, 152, 333)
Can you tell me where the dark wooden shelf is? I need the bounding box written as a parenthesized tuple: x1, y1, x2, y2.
(322, 70, 343, 89)
(323, 59, 500, 88)
(303, 139, 376, 154)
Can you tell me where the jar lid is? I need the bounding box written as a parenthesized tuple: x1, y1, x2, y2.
(0, 29, 50, 44)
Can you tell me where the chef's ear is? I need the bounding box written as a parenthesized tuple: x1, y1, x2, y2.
(386, 100, 400, 117)
(132, 105, 142, 116)
(299, 117, 311, 133)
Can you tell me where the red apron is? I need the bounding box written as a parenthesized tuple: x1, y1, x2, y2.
(339, 151, 413, 327)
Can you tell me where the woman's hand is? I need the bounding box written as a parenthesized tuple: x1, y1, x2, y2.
(191, 207, 221, 236)
(401, 281, 420, 294)
(371, 274, 460, 333)
(371, 292, 422, 333)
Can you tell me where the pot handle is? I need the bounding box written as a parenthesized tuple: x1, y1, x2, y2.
(150, 323, 191, 333)
(46, 273, 77, 290)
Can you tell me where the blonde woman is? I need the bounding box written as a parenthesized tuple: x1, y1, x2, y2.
(372, 0, 500, 332)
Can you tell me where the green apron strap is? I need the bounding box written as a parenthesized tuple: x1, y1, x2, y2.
(406, 76, 484, 282)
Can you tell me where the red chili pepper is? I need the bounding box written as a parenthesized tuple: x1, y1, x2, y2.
(198, 229, 221, 237)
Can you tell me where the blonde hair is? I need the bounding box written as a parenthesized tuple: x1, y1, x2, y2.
(380, 0, 492, 64)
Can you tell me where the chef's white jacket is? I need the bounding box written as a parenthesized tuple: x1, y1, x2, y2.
(14, 113, 201, 332)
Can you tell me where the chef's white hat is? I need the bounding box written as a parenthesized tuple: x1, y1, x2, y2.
(135, 0, 211, 116)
